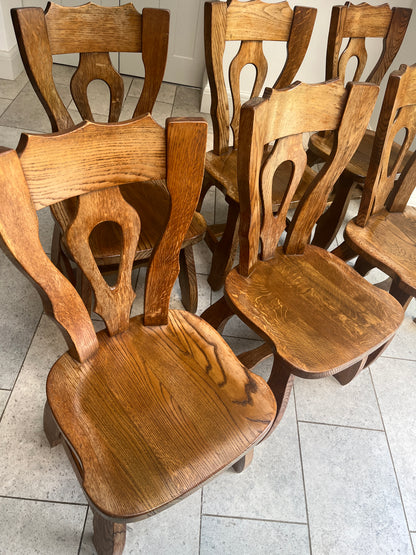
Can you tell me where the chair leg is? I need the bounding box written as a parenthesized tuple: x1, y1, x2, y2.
(92, 511, 126, 555)
(353, 256, 374, 276)
(201, 296, 234, 334)
(312, 175, 357, 249)
(389, 279, 413, 309)
(263, 359, 294, 438)
(331, 240, 357, 261)
(208, 200, 240, 291)
(232, 448, 254, 473)
(237, 342, 273, 370)
(334, 359, 365, 385)
(179, 246, 198, 313)
(43, 400, 61, 447)
(196, 174, 213, 212)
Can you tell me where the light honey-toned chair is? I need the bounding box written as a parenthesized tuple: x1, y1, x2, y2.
(200, 0, 317, 290)
(202, 78, 404, 459)
(12, 1, 206, 313)
(0, 115, 276, 554)
(333, 64, 416, 310)
(308, 1, 412, 249)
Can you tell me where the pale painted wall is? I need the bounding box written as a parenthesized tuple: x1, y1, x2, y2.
(0, 0, 23, 79)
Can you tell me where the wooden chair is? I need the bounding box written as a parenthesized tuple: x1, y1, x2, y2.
(200, 0, 317, 290)
(12, 1, 206, 313)
(333, 64, 416, 310)
(202, 78, 404, 443)
(0, 115, 276, 554)
(308, 1, 412, 249)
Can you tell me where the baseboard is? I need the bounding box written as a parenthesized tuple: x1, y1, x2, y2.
(200, 82, 251, 114)
(0, 45, 23, 80)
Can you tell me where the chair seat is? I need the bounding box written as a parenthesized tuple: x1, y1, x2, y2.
(205, 147, 316, 206)
(56, 180, 207, 266)
(224, 245, 403, 378)
(345, 206, 416, 296)
(46, 310, 276, 520)
(309, 130, 413, 182)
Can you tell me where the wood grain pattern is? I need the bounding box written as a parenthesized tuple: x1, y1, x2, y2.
(202, 0, 316, 289)
(46, 310, 276, 519)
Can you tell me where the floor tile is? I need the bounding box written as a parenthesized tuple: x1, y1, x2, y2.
(0, 315, 86, 504)
(0, 250, 43, 389)
(0, 71, 28, 100)
(0, 497, 86, 555)
(411, 532, 416, 550)
(200, 516, 310, 555)
(0, 124, 30, 149)
(171, 103, 212, 132)
(121, 97, 172, 126)
(299, 422, 412, 554)
(203, 394, 307, 523)
(199, 185, 215, 226)
(129, 77, 177, 104)
(80, 492, 201, 555)
(37, 207, 56, 255)
(0, 82, 71, 133)
(174, 85, 201, 109)
(371, 357, 416, 530)
(0, 389, 10, 418)
(384, 300, 416, 361)
(194, 240, 213, 275)
(67, 74, 132, 117)
(52, 63, 75, 86)
(294, 368, 383, 430)
(0, 98, 11, 116)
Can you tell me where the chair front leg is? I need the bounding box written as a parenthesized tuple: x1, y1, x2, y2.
(92, 511, 126, 555)
(208, 200, 240, 291)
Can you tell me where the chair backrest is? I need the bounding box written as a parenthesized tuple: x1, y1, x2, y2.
(326, 2, 411, 85)
(236, 79, 378, 275)
(205, 0, 317, 155)
(356, 63, 416, 226)
(11, 2, 170, 131)
(0, 116, 207, 362)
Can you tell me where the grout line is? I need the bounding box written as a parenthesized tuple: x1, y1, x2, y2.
(369, 367, 415, 549)
(198, 488, 204, 554)
(0, 494, 88, 507)
(380, 355, 416, 363)
(77, 506, 90, 555)
(0, 311, 43, 426)
(293, 386, 313, 555)
(201, 513, 308, 526)
(297, 420, 384, 433)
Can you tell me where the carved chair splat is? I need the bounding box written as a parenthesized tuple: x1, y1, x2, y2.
(333, 64, 416, 309)
(12, 1, 206, 313)
(202, 79, 404, 454)
(200, 0, 317, 290)
(308, 1, 412, 249)
(0, 116, 277, 555)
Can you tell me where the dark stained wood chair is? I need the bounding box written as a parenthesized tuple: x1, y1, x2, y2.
(333, 64, 416, 310)
(308, 1, 412, 249)
(12, 1, 206, 313)
(0, 115, 276, 555)
(202, 78, 404, 448)
(199, 0, 317, 290)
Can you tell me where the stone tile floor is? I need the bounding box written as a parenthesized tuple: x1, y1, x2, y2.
(0, 65, 415, 554)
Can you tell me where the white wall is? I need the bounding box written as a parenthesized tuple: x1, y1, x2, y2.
(0, 0, 23, 79)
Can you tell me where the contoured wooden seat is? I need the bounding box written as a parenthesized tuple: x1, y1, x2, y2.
(200, 0, 317, 290)
(308, 1, 412, 249)
(0, 116, 276, 555)
(12, 1, 206, 313)
(334, 64, 416, 309)
(202, 79, 404, 446)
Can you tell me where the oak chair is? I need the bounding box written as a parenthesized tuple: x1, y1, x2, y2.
(202, 79, 404, 444)
(12, 1, 206, 313)
(308, 1, 412, 249)
(0, 115, 276, 554)
(333, 64, 416, 310)
(200, 0, 317, 290)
